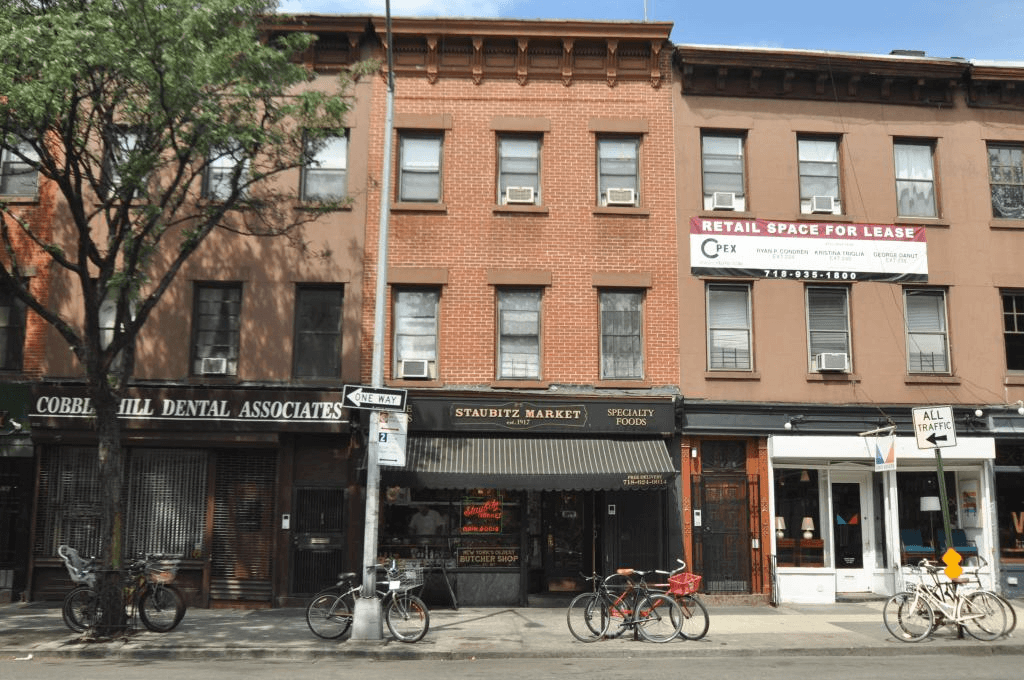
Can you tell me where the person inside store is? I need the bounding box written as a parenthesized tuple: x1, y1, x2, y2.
(409, 505, 445, 536)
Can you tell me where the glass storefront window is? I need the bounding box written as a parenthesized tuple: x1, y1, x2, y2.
(895, 470, 957, 552)
(996, 469, 1024, 563)
(773, 468, 822, 567)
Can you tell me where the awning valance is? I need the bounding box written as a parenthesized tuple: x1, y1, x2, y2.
(381, 436, 677, 491)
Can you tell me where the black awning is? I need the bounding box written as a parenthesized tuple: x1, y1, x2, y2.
(381, 436, 676, 491)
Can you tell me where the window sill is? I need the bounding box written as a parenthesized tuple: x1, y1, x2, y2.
(388, 378, 444, 388)
(592, 206, 650, 217)
(295, 202, 353, 212)
(904, 374, 960, 385)
(188, 375, 239, 384)
(696, 210, 755, 219)
(492, 204, 549, 215)
(990, 218, 1024, 230)
(895, 216, 948, 227)
(0, 194, 39, 203)
(704, 370, 761, 381)
(391, 201, 447, 213)
(795, 212, 853, 222)
(490, 379, 550, 389)
(806, 372, 861, 383)
(596, 379, 649, 388)
(1004, 375, 1024, 386)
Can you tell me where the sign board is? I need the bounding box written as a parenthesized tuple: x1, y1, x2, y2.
(372, 410, 409, 466)
(342, 384, 407, 412)
(911, 405, 957, 450)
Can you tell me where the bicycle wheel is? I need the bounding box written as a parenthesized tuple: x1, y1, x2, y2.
(960, 590, 1008, 641)
(385, 592, 429, 643)
(634, 593, 683, 643)
(305, 589, 353, 640)
(62, 586, 99, 633)
(883, 591, 934, 642)
(138, 584, 186, 632)
(674, 594, 710, 640)
(566, 593, 607, 642)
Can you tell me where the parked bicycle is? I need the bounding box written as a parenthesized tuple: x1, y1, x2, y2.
(883, 559, 1012, 642)
(650, 559, 709, 640)
(566, 567, 682, 643)
(305, 558, 430, 643)
(58, 544, 186, 634)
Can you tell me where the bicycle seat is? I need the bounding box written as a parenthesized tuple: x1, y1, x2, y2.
(337, 572, 357, 581)
(616, 568, 635, 576)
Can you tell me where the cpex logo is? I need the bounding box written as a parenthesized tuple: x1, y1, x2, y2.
(700, 237, 737, 259)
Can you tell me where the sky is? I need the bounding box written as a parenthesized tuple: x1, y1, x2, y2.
(275, 0, 1024, 63)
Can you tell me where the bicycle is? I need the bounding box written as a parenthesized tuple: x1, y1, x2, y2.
(305, 558, 430, 643)
(566, 568, 683, 643)
(58, 544, 186, 634)
(883, 559, 1010, 642)
(652, 558, 709, 641)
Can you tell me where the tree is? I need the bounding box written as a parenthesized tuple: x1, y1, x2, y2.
(0, 0, 363, 635)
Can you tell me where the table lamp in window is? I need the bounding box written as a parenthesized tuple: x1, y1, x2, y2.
(801, 516, 815, 539)
(775, 516, 786, 538)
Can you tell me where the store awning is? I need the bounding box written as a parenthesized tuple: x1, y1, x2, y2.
(381, 436, 677, 491)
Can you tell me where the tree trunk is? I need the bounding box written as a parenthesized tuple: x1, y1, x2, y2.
(92, 391, 128, 637)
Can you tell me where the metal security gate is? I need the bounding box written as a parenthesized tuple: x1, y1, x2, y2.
(692, 474, 759, 593)
(290, 487, 346, 595)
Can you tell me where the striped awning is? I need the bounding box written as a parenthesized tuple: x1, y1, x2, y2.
(381, 436, 676, 491)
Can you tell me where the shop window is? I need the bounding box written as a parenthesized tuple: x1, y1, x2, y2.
(392, 288, 439, 380)
(773, 468, 823, 567)
(895, 470, 958, 555)
(599, 289, 643, 380)
(798, 136, 842, 215)
(191, 283, 242, 377)
(293, 284, 343, 379)
(996, 447, 1024, 563)
(706, 282, 752, 371)
(904, 288, 949, 374)
(894, 140, 937, 218)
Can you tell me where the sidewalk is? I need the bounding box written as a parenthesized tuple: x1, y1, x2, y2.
(1, 599, 1021, 661)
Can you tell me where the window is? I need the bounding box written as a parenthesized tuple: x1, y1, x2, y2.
(701, 132, 745, 211)
(191, 283, 242, 376)
(204, 144, 249, 201)
(0, 283, 25, 371)
(497, 288, 541, 380)
(806, 286, 850, 370)
(597, 136, 639, 206)
(600, 290, 643, 380)
(497, 135, 540, 205)
(894, 141, 937, 218)
(293, 285, 343, 379)
(393, 288, 439, 380)
(0, 135, 38, 196)
(99, 288, 135, 374)
(706, 283, 751, 370)
(773, 468, 823, 567)
(102, 127, 140, 198)
(988, 143, 1024, 219)
(302, 132, 347, 202)
(1002, 291, 1024, 371)
(904, 289, 949, 374)
(398, 133, 442, 202)
(798, 136, 841, 214)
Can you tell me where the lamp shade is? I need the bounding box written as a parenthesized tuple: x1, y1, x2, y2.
(920, 496, 941, 512)
(801, 517, 815, 532)
(775, 517, 786, 530)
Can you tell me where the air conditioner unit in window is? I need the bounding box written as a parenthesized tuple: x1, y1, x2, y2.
(200, 356, 228, 375)
(605, 188, 636, 206)
(810, 195, 836, 214)
(399, 359, 432, 379)
(712, 191, 736, 211)
(504, 186, 535, 204)
(813, 352, 850, 372)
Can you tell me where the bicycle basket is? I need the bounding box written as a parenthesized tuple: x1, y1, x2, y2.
(396, 567, 424, 591)
(668, 572, 701, 596)
(145, 557, 180, 584)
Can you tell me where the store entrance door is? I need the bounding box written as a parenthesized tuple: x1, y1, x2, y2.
(541, 491, 591, 591)
(832, 472, 874, 593)
(290, 487, 346, 596)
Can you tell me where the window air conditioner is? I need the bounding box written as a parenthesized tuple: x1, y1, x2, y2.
(200, 356, 228, 375)
(504, 186, 535, 204)
(605, 188, 636, 206)
(813, 352, 850, 372)
(712, 191, 736, 211)
(399, 359, 431, 379)
(810, 195, 836, 214)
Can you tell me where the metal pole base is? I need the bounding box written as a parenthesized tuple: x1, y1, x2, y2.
(350, 596, 384, 641)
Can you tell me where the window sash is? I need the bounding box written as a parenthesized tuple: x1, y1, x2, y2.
(498, 289, 540, 379)
(1003, 292, 1024, 371)
(399, 134, 442, 202)
(989, 143, 1024, 219)
(294, 286, 343, 379)
(498, 136, 540, 201)
(205, 146, 249, 201)
(905, 289, 949, 373)
(707, 283, 751, 370)
(600, 291, 643, 380)
(701, 134, 744, 196)
(302, 134, 348, 202)
(894, 142, 937, 217)
(393, 289, 439, 370)
(806, 286, 850, 358)
(0, 286, 25, 370)
(798, 138, 840, 200)
(0, 139, 39, 196)
(192, 285, 242, 375)
(597, 137, 639, 198)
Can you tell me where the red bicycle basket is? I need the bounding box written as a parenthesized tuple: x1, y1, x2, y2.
(668, 572, 701, 596)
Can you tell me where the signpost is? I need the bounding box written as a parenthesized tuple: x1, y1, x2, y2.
(911, 405, 960, 578)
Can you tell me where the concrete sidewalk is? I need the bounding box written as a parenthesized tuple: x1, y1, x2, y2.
(1, 598, 1021, 661)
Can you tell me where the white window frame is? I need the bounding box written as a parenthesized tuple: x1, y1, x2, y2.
(103, 127, 141, 198)
(904, 288, 950, 374)
(701, 132, 746, 211)
(498, 134, 541, 205)
(988, 142, 1024, 219)
(302, 132, 348, 203)
(0, 136, 39, 197)
(894, 140, 937, 218)
(600, 290, 644, 380)
(806, 286, 851, 370)
(798, 136, 842, 215)
(392, 288, 440, 380)
(497, 288, 541, 380)
(204, 144, 249, 201)
(706, 282, 752, 371)
(191, 283, 242, 376)
(597, 136, 639, 206)
(398, 132, 443, 203)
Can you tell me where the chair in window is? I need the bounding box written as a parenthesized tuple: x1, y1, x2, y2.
(899, 528, 934, 565)
(937, 528, 979, 564)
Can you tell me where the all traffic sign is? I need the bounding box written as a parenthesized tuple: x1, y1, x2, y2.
(911, 405, 957, 450)
(342, 384, 407, 412)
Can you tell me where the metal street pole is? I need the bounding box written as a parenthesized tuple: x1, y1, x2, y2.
(350, 0, 396, 641)
(934, 448, 953, 558)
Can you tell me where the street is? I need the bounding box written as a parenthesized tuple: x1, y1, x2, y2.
(3, 654, 1022, 680)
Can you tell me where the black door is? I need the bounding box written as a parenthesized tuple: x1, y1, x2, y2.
(291, 487, 346, 595)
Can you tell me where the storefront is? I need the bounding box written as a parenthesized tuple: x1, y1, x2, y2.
(769, 435, 997, 604)
(26, 385, 358, 608)
(377, 394, 682, 606)
(0, 384, 33, 603)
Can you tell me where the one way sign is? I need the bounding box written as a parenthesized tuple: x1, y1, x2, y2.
(911, 405, 957, 450)
(342, 385, 407, 412)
